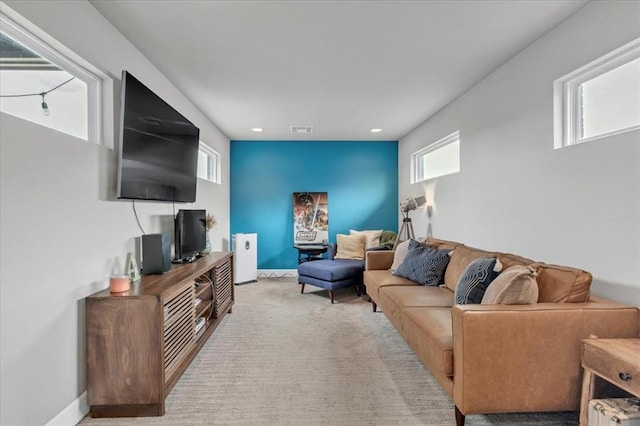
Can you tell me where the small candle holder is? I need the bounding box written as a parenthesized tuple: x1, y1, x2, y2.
(109, 275, 131, 293)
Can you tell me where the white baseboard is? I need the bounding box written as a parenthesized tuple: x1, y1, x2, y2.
(46, 391, 89, 426)
(257, 269, 297, 279)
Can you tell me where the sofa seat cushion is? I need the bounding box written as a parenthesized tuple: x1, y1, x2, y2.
(298, 259, 364, 282)
(380, 285, 454, 309)
(444, 245, 497, 292)
(401, 307, 454, 377)
(363, 270, 417, 300)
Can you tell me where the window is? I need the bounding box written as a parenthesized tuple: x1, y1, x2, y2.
(411, 130, 460, 183)
(198, 142, 221, 184)
(554, 39, 640, 148)
(0, 12, 103, 144)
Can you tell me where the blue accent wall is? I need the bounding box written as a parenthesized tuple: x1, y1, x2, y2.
(230, 140, 398, 269)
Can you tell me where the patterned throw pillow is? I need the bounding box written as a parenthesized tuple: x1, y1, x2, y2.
(392, 240, 451, 286)
(481, 265, 539, 305)
(454, 257, 503, 304)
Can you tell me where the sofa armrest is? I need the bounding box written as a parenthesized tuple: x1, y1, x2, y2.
(451, 301, 639, 415)
(365, 250, 394, 270)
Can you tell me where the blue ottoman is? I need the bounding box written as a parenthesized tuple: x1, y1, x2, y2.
(297, 259, 364, 304)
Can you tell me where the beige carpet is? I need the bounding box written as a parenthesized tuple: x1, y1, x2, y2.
(80, 278, 578, 425)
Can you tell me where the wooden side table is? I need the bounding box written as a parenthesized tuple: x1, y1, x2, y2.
(580, 338, 640, 425)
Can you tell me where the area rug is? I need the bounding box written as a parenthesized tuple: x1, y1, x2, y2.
(80, 277, 578, 425)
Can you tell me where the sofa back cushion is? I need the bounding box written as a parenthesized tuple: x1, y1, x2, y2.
(428, 239, 592, 302)
(444, 245, 496, 292)
(497, 252, 535, 270)
(531, 263, 592, 303)
(426, 237, 462, 251)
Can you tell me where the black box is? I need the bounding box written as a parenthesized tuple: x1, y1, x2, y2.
(142, 233, 171, 274)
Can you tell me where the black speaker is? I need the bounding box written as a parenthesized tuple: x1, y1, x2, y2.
(142, 233, 171, 274)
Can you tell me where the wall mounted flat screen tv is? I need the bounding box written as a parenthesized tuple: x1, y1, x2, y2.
(117, 70, 200, 203)
(175, 209, 206, 262)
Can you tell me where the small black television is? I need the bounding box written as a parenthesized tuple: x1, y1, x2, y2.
(117, 71, 200, 203)
(174, 209, 206, 262)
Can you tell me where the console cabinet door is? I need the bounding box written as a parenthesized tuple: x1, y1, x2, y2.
(163, 281, 196, 384)
(86, 296, 162, 413)
(213, 258, 233, 318)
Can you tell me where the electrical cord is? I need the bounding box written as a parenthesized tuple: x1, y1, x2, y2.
(257, 272, 296, 279)
(132, 200, 146, 235)
(0, 76, 76, 116)
(0, 76, 76, 98)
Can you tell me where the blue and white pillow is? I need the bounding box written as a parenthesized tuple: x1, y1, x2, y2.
(392, 240, 451, 286)
(455, 257, 503, 304)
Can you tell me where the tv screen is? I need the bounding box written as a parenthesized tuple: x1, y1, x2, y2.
(175, 209, 206, 262)
(117, 71, 200, 203)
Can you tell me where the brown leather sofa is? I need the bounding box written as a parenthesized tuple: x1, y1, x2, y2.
(364, 237, 640, 426)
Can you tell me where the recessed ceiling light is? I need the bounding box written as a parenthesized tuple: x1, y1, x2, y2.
(251, 127, 264, 133)
(370, 128, 382, 133)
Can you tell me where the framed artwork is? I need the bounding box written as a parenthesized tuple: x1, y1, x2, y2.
(293, 192, 328, 245)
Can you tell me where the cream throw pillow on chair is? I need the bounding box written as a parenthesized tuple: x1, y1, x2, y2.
(349, 229, 383, 249)
(335, 234, 367, 260)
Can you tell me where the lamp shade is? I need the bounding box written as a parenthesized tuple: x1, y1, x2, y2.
(400, 195, 426, 213)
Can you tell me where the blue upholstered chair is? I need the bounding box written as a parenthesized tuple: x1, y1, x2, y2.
(297, 243, 364, 304)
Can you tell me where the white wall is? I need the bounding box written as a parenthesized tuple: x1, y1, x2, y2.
(399, 0, 640, 305)
(0, 1, 230, 424)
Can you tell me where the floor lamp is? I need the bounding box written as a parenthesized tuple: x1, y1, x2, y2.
(393, 195, 426, 250)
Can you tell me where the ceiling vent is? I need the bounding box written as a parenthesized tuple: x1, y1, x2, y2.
(290, 125, 313, 134)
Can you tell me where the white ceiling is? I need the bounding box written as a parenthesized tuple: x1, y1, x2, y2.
(90, 0, 588, 141)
